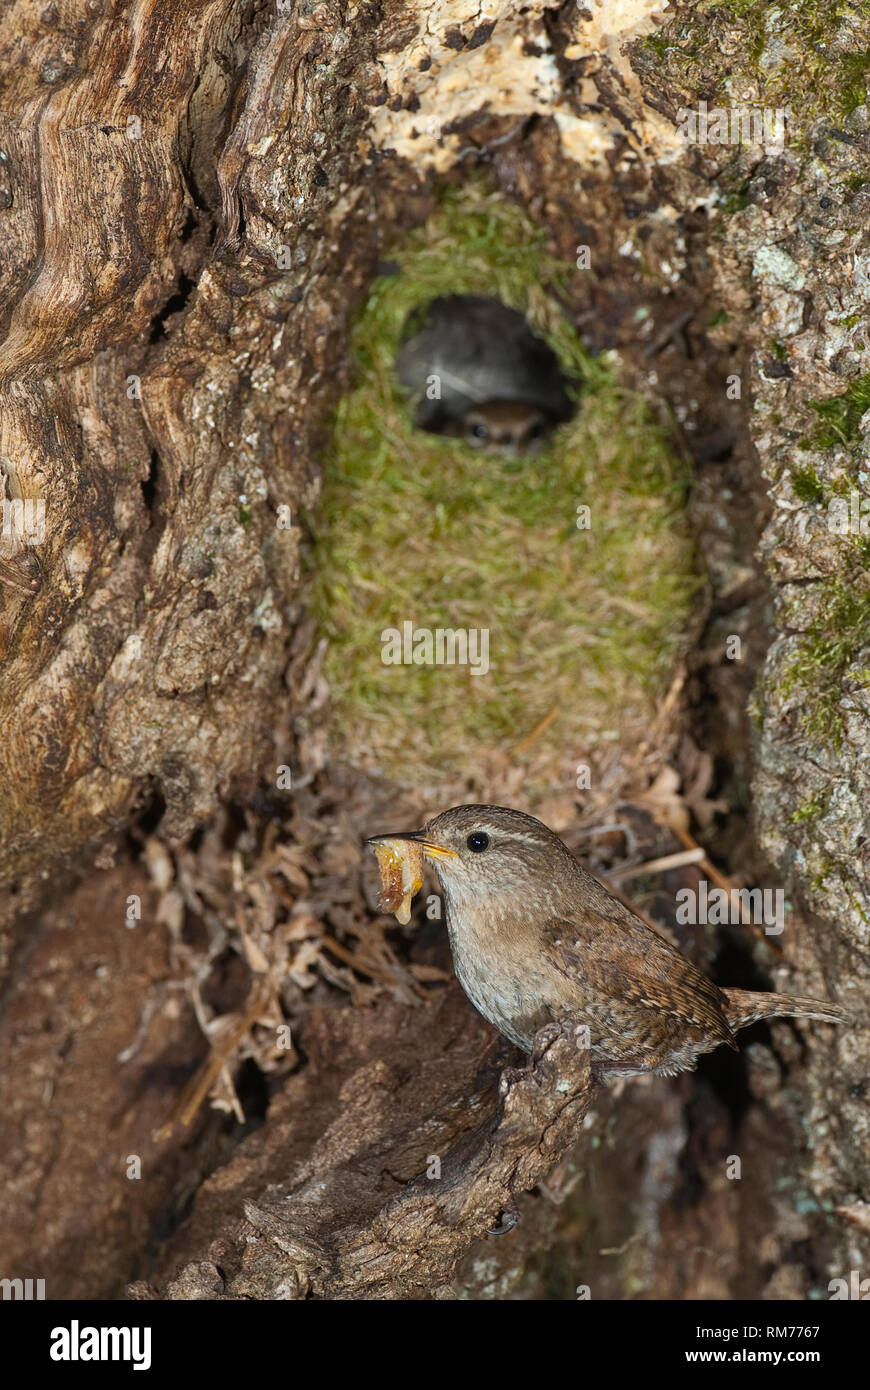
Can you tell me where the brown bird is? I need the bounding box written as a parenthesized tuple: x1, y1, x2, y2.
(441, 399, 555, 455)
(394, 294, 575, 451)
(369, 805, 846, 1078)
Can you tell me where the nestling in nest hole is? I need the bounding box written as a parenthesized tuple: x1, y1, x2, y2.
(395, 292, 576, 454)
(307, 182, 697, 784)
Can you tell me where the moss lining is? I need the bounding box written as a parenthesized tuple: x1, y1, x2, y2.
(306, 184, 696, 782)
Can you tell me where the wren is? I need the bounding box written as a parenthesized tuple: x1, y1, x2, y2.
(394, 294, 575, 450)
(369, 805, 846, 1078)
(441, 399, 554, 455)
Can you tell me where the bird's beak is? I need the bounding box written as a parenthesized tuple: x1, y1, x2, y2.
(367, 831, 460, 861)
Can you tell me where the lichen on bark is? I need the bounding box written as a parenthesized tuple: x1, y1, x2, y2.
(1, 0, 869, 1303)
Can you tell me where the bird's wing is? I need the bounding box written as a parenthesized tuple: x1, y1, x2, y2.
(541, 902, 734, 1045)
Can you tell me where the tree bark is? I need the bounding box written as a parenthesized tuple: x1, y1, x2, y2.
(1, 0, 868, 1301)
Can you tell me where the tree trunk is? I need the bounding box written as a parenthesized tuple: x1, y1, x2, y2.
(1, 0, 868, 1300)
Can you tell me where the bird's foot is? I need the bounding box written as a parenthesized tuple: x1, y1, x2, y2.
(530, 1022, 563, 1067)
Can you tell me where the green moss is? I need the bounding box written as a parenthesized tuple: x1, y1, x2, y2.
(831, 474, 857, 499)
(642, 32, 676, 61)
(809, 374, 870, 450)
(843, 874, 870, 925)
(725, 4, 868, 121)
(307, 184, 696, 782)
(717, 186, 751, 215)
(779, 578, 870, 748)
(810, 856, 838, 894)
(638, 2, 870, 140)
(842, 49, 870, 114)
(788, 788, 830, 825)
(807, 855, 868, 924)
(791, 464, 826, 505)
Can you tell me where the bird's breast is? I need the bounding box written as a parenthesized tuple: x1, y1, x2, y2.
(444, 899, 554, 1049)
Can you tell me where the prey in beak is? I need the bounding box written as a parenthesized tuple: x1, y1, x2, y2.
(367, 831, 460, 860)
(367, 831, 458, 924)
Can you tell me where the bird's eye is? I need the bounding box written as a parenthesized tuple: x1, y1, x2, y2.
(471, 423, 488, 439)
(467, 832, 490, 852)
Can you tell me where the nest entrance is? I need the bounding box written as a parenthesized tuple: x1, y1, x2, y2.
(394, 292, 576, 450)
(306, 184, 696, 789)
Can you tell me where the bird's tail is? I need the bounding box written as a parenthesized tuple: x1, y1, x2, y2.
(723, 988, 847, 1032)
